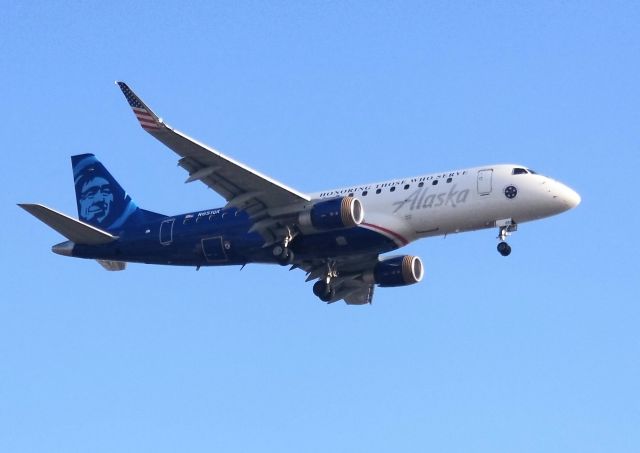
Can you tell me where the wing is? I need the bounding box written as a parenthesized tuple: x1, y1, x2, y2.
(342, 281, 376, 305)
(298, 253, 379, 305)
(116, 82, 310, 219)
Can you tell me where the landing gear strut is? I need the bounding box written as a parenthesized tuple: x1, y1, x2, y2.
(496, 219, 517, 257)
(272, 226, 296, 266)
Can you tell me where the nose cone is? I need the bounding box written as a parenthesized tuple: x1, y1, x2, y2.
(558, 183, 581, 210)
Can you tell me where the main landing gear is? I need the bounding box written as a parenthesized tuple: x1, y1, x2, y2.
(496, 219, 517, 257)
(272, 243, 294, 265)
(312, 261, 338, 302)
(272, 227, 296, 266)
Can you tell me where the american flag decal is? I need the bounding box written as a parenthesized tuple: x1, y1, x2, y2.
(117, 82, 161, 131)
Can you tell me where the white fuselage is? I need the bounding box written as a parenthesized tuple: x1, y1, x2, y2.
(313, 164, 581, 247)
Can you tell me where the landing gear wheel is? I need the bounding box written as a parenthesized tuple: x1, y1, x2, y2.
(277, 249, 294, 266)
(313, 280, 335, 302)
(272, 244, 284, 257)
(272, 244, 294, 266)
(497, 241, 512, 257)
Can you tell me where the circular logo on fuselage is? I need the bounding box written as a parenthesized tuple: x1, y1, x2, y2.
(504, 185, 518, 199)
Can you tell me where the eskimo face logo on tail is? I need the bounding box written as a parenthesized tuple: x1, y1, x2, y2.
(78, 176, 114, 223)
(73, 154, 137, 230)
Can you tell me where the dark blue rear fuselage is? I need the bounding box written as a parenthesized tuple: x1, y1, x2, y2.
(72, 207, 398, 266)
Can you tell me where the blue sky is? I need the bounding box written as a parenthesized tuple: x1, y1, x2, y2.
(2, 1, 639, 452)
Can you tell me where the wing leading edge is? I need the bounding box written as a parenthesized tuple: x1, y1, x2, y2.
(115, 82, 310, 219)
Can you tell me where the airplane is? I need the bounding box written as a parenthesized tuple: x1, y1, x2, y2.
(19, 82, 581, 305)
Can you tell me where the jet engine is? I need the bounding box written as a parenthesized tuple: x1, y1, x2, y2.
(363, 255, 424, 287)
(298, 197, 364, 232)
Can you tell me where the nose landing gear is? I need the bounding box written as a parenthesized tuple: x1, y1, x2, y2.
(496, 219, 517, 257)
(497, 241, 512, 256)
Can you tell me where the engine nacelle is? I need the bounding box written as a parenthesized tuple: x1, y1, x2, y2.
(298, 197, 364, 232)
(363, 255, 424, 287)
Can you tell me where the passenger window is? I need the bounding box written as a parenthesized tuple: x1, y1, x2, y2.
(432, 180, 438, 186)
(446, 177, 452, 183)
(376, 188, 382, 194)
(404, 184, 410, 190)
(362, 190, 368, 196)
(418, 182, 424, 188)
(348, 193, 354, 197)
(390, 187, 396, 192)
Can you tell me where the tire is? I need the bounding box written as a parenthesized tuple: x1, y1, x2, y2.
(320, 288, 335, 302)
(277, 248, 294, 266)
(497, 242, 511, 257)
(313, 280, 334, 302)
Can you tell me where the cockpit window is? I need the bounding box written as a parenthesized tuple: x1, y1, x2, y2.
(527, 169, 537, 174)
(512, 167, 528, 175)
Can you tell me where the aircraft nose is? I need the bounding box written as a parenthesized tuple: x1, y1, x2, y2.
(558, 183, 581, 210)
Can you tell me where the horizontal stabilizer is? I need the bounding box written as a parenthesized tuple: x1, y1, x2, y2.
(18, 203, 118, 245)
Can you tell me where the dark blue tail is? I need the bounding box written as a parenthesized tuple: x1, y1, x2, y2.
(72, 154, 164, 232)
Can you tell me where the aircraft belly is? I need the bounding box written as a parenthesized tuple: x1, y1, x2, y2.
(291, 227, 398, 260)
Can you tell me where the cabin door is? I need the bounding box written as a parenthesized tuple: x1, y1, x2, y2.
(477, 169, 493, 195)
(202, 236, 228, 262)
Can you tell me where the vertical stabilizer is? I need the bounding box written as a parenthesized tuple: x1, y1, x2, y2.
(71, 154, 163, 232)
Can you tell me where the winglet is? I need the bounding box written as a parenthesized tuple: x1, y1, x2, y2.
(115, 81, 163, 132)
